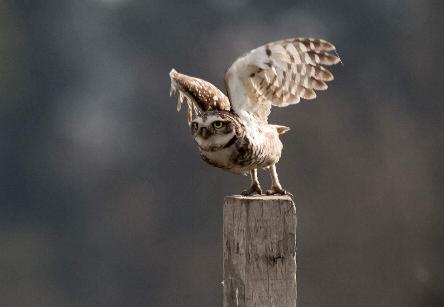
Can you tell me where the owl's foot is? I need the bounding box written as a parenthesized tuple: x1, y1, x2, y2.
(241, 182, 263, 196)
(266, 186, 293, 197)
(266, 164, 293, 197)
(242, 169, 262, 196)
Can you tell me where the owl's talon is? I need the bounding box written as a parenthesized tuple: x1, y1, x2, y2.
(266, 187, 293, 197)
(241, 183, 263, 196)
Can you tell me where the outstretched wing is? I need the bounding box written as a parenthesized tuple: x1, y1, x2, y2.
(224, 38, 340, 122)
(170, 69, 231, 125)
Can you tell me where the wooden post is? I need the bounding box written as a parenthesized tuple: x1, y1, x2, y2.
(223, 195, 297, 307)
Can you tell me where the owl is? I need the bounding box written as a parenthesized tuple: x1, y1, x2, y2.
(169, 37, 340, 196)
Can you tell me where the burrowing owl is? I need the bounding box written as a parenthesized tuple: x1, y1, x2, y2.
(169, 37, 340, 196)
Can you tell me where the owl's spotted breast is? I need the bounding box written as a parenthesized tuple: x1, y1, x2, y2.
(198, 120, 283, 174)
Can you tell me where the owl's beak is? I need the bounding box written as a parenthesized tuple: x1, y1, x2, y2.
(199, 127, 210, 139)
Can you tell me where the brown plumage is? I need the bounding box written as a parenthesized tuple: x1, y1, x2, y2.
(169, 37, 340, 196)
(170, 69, 230, 125)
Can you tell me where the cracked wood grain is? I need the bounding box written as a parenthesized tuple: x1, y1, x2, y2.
(223, 195, 297, 307)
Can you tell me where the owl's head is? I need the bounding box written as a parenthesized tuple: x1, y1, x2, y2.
(191, 111, 238, 151)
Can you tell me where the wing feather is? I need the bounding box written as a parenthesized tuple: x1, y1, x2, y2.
(170, 69, 230, 125)
(225, 37, 340, 122)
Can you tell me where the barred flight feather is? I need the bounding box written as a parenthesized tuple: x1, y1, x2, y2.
(225, 37, 340, 122)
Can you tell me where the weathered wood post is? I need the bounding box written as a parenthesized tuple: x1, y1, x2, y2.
(223, 195, 297, 307)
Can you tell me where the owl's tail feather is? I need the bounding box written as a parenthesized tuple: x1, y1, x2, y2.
(271, 125, 290, 134)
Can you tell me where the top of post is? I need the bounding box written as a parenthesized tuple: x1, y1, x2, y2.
(225, 195, 293, 201)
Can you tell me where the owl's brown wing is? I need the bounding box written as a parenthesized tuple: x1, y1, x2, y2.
(224, 38, 340, 123)
(169, 69, 231, 125)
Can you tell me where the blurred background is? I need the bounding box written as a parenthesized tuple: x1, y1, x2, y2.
(1, 0, 443, 306)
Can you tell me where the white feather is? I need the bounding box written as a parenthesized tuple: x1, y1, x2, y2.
(224, 37, 340, 124)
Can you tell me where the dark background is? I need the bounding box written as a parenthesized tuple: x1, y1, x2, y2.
(1, 0, 443, 306)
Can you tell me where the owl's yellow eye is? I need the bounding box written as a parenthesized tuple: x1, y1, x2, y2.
(212, 121, 224, 129)
(192, 122, 198, 130)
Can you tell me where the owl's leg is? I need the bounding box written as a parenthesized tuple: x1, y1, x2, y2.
(241, 169, 263, 196)
(266, 164, 293, 197)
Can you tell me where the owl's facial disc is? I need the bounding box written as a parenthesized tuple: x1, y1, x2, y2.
(191, 115, 236, 151)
